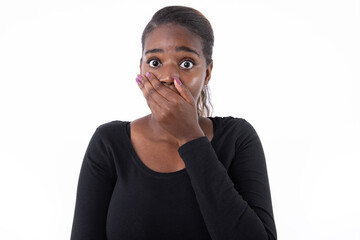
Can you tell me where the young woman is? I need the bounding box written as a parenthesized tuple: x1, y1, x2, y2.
(71, 6, 277, 240)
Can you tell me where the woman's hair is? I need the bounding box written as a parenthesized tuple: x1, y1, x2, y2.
(141, 6, 214, 117)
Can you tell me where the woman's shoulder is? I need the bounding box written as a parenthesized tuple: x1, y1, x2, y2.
(93, 120, 130, 138)
(211, 115, 249, 130)
(210, 116, 263, 158)
(210, 116, 259, 139)
(210, 115, 245, 124)
(93, 116, 149, 138)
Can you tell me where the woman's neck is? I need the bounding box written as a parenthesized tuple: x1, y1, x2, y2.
(145, 114, 209, 144)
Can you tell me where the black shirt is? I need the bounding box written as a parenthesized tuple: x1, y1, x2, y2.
(70, 116, 277, 240)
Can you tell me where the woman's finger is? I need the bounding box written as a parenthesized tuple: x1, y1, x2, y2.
(145, 72, 180, 103)
(136, 74, 175, 119)
(136, 74, 167, 106)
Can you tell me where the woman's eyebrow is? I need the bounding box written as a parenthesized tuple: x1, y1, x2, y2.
(144, 46, 200, 57)
(176, 46, 200, 57)
(145, 48, 163, 55)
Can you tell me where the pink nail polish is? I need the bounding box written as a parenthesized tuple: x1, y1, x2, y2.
(136, 78, 141, 85)
(146, 72, 151, 78)
(174, 77, 182, 85)
(137, 74, 143, 81)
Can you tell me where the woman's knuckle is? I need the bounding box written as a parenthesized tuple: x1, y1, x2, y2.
(153, 83, 161, 89)
(144, 93, 151, 100)
(148, 88, 155, 96)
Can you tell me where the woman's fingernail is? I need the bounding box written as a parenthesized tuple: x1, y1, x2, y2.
(136, 78, 141, 85)
(146, 72, 151, 78)
(174, 77, 182, 85)
(137, 74, 143, 81)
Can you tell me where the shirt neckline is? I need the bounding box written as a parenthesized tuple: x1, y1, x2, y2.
(124, 117, 217, 178)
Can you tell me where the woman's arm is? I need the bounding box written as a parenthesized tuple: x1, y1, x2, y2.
(177, 119, 277, 240)
(70, 128, 116, 240)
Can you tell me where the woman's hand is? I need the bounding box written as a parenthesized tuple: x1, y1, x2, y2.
(136, 72, 205, 147)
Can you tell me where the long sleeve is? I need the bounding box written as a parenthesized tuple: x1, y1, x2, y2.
(70, 128, 117, 240)
(177, 120, 277, 240)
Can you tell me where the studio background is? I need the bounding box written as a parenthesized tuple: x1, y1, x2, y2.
(0, 0, 359, 239)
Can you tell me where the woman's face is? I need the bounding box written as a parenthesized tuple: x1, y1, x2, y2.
(140, 23, 213, 102)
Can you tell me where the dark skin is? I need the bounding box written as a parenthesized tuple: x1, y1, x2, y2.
(131, 23, 214, 172)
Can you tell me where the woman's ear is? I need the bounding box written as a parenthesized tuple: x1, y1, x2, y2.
(204, 60, 213, 85)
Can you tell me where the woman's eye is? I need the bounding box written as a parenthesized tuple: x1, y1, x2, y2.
(180, 60, 194, 69)
(149, 59, 161, 68)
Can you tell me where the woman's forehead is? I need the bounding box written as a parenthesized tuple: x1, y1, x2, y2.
(143, 24, 203, 54)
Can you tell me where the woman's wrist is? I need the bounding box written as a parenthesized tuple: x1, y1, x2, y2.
(177, 130, 205, 147)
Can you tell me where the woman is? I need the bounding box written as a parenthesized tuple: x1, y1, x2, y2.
(71, 6, 277, 240)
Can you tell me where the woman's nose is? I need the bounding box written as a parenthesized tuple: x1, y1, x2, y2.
(160, 76, 174, 85)
(158, 66, 179, 85)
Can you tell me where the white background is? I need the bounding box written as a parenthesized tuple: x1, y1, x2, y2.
(1, 0, 359, 239)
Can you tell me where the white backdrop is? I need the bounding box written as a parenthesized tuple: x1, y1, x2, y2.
(0, 0, 359, 239)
